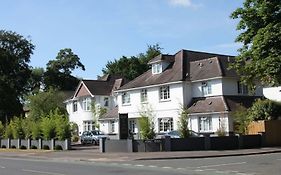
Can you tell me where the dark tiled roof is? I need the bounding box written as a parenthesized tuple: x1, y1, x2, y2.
(99, 106, 119, 120)
(148, 54, 174, 64)
(119, 50, 237, 90)
(80, 75, 125, 96)
(188, 95, 262, 114)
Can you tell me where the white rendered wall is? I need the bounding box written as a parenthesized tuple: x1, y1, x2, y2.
(118, 83, 184, 119)
(192, 79, 223, 97)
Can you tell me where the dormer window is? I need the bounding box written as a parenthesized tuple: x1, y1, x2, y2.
(152, 63, 162, 74)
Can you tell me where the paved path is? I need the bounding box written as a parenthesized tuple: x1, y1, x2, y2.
(0, 146, 281, 162)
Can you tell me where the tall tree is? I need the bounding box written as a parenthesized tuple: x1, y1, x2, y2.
(102, 44, 162, 80)
(0, 30, 34, 122)
(44, 48, 85, 90)
(230, 0, 281, 90)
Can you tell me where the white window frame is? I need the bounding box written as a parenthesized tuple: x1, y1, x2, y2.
(122, 92, 131, 105)
(160, 86, 170, 101)
(152, 63, 162, 74)
(199, 116, 212, 132)
(140, 89, 148, 103)
(83, 120, 94, 131)
(73, 100, 78, 112)
(158, 117, 173, 132)
(202, 81, 212, 96)
(82, 97, 91, 111)
(129, 120, 136, 133)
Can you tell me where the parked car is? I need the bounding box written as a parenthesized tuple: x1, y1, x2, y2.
(80, 130, 108, 145)
(157, 130, 201, 139)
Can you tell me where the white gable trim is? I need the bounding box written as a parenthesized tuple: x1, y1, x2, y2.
(72, 81, 94, 99)
(188, 111, 229, 116)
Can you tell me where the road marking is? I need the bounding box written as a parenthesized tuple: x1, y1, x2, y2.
(197, 162, 246, 168)
(122, 163, 131, 166)
(0, 165, 5, 169)
(195, 169, 204, 172)
(176, 167, 185, 170)
(134, 164, 144, 167)
(215, 170, 226, 174)
(148, 165, 157, 168)
(22, 169, 65, 175)
(162, 166, 172, 169)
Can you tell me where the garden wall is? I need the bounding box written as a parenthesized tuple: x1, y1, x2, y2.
(101, 135, 262, 153)
(0, 138, 70, 150)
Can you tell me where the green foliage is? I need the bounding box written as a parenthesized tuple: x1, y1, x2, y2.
(230, 0, 281, 88)
(102, 44, 162, 80)
(27, 88, 67, 120)
(54, 113, 71, 140)
(43, 145, 50, 150)
(10, 117, 25, 139)
(177, 105, 190, 138)
(0, 30, 35, 122)
(248, 99, 281, 121)
(41, 115, 56, 140)
(0, 121, 4, 137)
(28, 67, 45, 94)
(138, 104, 156, 139)
(232, 106, 252, 135)
(44, 48, 85, 91)
(4, 124, 13, 139)
(30, 120, 42, 140)
(216, 118, 227, 136)
(55, 145, 63, 150)
(20, 145, 27, 149)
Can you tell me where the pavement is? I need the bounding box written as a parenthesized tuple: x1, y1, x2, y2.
(0, 145, 281, 162)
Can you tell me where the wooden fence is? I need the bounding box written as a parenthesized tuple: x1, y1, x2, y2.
(248, 120, 281, 146)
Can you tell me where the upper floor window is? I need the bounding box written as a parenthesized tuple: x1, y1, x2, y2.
(73, 101, 78, 112)
(140, 89, 148, 103)
(202, 82, 212, 95)
(122, 92, 130, 105)
(158, 117, 173, 132)
(104, 97, 109, 107)
(160, 86, 170, 100)
(82, 98, 91, 111)
(237, 81, 248, 95)
(199, 116, 212, 132)
(152, 63, 162, 74)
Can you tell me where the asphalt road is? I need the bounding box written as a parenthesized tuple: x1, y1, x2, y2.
(0, 153, 280, 175)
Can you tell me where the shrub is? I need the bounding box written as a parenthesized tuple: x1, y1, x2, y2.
(178, 105, 190, 138)
(20, 145, 27, 149)
(41, 116, 56, 140)
(72, 135, 79, 142)
(54, 145, 63, 150)
(248, 99, 281, 121)
(43, 145, 50, 150)
(0, 121, 4, 138)
(4, 124, 13, 139)
(10, 117, 25, 139)
(55, 113, 71, 140)
(232, 106, 252, 135)
(31, 145, 37, 149)
(1, 145, 6, 148)
(11, 145, 16, 149)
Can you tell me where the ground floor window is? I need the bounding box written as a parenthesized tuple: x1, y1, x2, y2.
(158, 117, 173, 132)
(129, 120, 136, 133)
(199, 116, 212, 132)
(110, 120, 115, 133)
(83, 121, 94, 131)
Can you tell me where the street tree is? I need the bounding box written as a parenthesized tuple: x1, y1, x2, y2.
(0, 30, 34, 122)
(102, 44, 162, 80)
(27, 88, 67, 120)
(44, 48, 85, 90)
(230, 0, 281, 90)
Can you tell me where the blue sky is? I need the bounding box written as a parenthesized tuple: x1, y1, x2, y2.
(1, 0, 244, 79)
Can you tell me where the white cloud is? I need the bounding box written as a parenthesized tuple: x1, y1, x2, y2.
(169, 0, 192, 7)
(168, 0, 203, 9)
